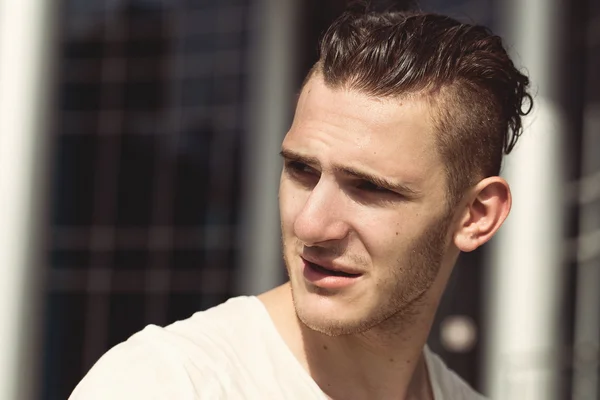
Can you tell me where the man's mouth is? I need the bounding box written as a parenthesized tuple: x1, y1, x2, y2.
(305, 260, 362, 278)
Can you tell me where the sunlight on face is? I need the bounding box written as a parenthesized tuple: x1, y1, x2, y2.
(279, 75, 454, 336)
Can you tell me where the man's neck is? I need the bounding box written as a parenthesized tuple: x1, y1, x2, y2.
(300, 325, 434, 400)
(259, 284, 437, 400)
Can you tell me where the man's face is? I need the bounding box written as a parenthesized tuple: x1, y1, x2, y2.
(279, 75, 457, 336)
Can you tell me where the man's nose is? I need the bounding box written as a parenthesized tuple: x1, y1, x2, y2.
(293, 180, 350, 246)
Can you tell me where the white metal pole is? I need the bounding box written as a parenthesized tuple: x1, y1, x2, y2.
(237, 0, 298, 295)
(484, 0, 567, 399)
(571, 100, 600, 399)
(0, 1, 56, 399)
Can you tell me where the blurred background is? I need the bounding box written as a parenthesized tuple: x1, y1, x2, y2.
(0, 0, 598, 399)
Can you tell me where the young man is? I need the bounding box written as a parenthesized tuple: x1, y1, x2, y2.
(70, 8, 531, 400)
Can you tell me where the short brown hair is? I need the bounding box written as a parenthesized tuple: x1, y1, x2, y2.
(306, 7, 532, 205)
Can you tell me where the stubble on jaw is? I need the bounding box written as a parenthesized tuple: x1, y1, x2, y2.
(283, 208, 454, 338)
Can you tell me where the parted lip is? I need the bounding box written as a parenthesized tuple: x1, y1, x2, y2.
(300, 254, 364, 276)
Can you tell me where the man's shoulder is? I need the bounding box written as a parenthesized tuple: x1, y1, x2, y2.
(164, 295, 263, 340)
(425, 347, 488, 400)
(69, 296, 266, 399)
(130, 295, 264, 360)
(68, 325, 190, 399)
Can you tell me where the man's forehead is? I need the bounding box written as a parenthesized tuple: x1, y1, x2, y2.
(297, 75, 441, 137)
(295, 76, 437, 148)
(299, 74, 396, 108)
(299, 72, 436, 108)
(287, 74, 446, 193)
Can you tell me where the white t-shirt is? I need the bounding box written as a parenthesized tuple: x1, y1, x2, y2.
(69, 296, 486, 399)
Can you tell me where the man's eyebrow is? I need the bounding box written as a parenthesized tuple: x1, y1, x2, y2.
(279, 149, 320, 167)
(335, 165, 421, 196)
(279, 148, 421, 196)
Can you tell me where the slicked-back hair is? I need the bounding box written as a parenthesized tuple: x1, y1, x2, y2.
(305, 8, 532, 206)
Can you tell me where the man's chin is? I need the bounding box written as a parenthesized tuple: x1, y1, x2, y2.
(292, 293, 375, 336)
(297, 307, 382, 336)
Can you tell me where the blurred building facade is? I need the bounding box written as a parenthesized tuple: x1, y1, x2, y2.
(45, 1, 250, 398)
(30, 0, 600, 399)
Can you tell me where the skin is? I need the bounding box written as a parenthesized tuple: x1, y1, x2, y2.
(259, 73, 512, 400)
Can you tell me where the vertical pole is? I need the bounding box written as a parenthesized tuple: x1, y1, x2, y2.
(484, 0, 567, 399)
(570, 5, 600, 397)
(571, 106, 600, 398)
(237, 0, 298, 295)
(0, 1, 57, 399)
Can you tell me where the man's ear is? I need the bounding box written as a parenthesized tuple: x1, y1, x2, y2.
(453, 177, 512, 252)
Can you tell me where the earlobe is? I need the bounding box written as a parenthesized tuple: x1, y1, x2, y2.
(453, 177, 511, 252)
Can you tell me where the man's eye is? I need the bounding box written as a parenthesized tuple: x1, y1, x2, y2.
(356, 181, 389, 193)
(286, 161, 315, 175)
